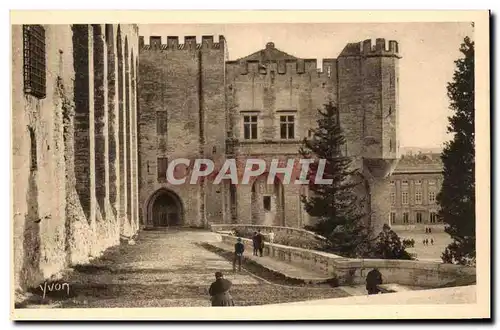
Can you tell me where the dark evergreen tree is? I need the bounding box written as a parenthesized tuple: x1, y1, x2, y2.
(369, 224, 413, 260)
(437, 36, 476, 266)
(299, 101, 371, 258)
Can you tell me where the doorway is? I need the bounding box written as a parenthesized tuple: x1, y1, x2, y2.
(148, 189, 184, 227)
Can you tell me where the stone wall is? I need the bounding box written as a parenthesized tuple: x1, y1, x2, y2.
(210, 224, 327, 241)
(220, 234, 476, 287)
(12, 24, 139, 291)
(138, 36, 226, 228)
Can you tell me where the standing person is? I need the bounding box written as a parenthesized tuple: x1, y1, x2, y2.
(430, 238, 434, 245)
(268, 231, 275, 244)
(255, 230, 264, 257)
(252, 232, 259, 256)
(429, 227, 432, 234)
(233, 237, 244, 272)
(208, 272, 235, 307)
(366, 268, 383, 295)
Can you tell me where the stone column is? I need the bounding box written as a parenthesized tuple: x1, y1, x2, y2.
(131, 54, 139, 231)
(117, 27, 128, 233)
(107, 25, 119, 217)
(125, 38, 133, 231)
(73, 24, 96, 227)
(93, 24, 109, 217)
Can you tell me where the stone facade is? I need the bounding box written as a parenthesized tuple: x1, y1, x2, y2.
(388, 153, 443, 226)
(138, 36, 401, 234)
(12, 24, 140, 291)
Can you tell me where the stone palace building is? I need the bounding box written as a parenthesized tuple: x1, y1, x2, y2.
(138, 36, 401, 234)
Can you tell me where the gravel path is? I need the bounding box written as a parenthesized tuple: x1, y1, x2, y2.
(21, 229, 348, 308)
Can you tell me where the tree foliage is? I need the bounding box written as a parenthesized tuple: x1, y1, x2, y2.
(437, 36, 476, 266)
(299, 102, 369, 257)
(300, 102, 411, 259)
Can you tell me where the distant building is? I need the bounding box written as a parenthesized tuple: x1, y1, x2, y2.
(388, 153, 443, 226)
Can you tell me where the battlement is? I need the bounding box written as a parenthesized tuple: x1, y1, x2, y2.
(339, 38, 400, 58)
(139, 35, 226, 51)
(226, 58, 336, 76)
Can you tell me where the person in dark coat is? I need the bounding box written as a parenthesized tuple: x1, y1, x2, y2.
(233, 237, 245, 272)
(366, 268, 383, 295)
(255, 230, 264, 257)
(252, 231, 259, 256)
(209, 272, 235, 307)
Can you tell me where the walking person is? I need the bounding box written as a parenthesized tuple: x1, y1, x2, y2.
(233, 237, 244, 272)
(209, 272, 235, 307)
(252, 232, 259, 256)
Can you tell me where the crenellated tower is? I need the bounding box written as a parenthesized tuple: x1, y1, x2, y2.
(338, 38, 401, 233)
(138, 35, 227, 228)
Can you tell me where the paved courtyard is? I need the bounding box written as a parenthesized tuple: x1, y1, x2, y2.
(21, 229, 349, 308)
(394, 228, 452, 261)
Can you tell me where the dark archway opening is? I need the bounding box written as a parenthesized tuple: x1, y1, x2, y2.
(150, 190, 183, 227)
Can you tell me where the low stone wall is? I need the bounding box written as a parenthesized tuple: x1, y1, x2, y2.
(220, 235, 476, 288)
(209, 224, 327, 241)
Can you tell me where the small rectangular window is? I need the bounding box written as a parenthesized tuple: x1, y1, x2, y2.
(403, 212, 409, 224)
(23, 25, 46, 99)
(157, 157, 168, 182)
(390, 212, 396, 224)
(390, 192, 396, 205)
(280, 115, 295, 139)
(415, 191, 422, 204)
(416, 212, 422, 223)
(243, 115, 258, 140)
(429, 191, 436, 203)
(402, 192, 408, 205)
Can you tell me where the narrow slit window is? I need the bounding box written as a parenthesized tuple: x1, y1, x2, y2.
(263, 196, 271, 211)
(156, 111, 167, 135)
(157, 157, 168, 182)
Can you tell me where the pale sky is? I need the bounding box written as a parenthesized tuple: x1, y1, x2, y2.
(139, 22, 474, 150)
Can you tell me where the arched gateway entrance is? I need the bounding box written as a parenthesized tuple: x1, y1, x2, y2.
(147, 189, 184, 227)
